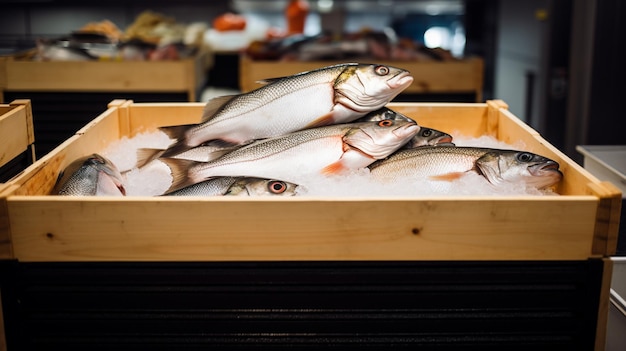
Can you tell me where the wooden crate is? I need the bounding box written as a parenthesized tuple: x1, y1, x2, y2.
(0, 99, 35, 182)
(0, 99, 621, 262)
(0, 100, 621, 350)
(0, 47, 213, 102)
(239, 55, 485, 101)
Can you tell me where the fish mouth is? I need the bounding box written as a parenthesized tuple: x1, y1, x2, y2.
(387, 71, 414, 90)
(529, 161, 562, 176)
(436, 136, 454, 144)
(394, 123, 421, 138)
(528, 161, 563, 188)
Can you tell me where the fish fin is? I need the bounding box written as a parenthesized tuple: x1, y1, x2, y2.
(305, 112, 335, 128)
(255, 77, 283, 84)
(159, 124, 195, 141)
(160, 158, 201, 194)
(321, 161, 348, 175)
(429, 172, 466, 181)
(136, 148, 165, 168)
(159, 141, 194, 159)
(200, 95, 236, 123)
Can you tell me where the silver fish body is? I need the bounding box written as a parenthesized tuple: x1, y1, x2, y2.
(159, 63, 413, 157)
(161, 176, 298, 196)
(52, 154, 126, 196)
(358, 107, 454, 147)
(161, 119, 420, 194)
(368, 146, 562, 189)
(161, 176, 239, 196)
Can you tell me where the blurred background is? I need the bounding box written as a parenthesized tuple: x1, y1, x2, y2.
(0, 0, 623, 162)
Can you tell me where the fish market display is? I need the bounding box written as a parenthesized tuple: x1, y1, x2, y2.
(158, 63, 414, 158)
(357, 107, 454, 147)
(161, 118, 420, 194)
(52, 154, 127, 196)
(43, 62, 564, 197)
(368, 146, 563, 190)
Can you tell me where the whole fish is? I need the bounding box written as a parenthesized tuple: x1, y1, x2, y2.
(357, 107, 454, 147)
(161, 118, 420, 194)
(159, 63, 414, 157)
(368, 146, 562, 189)
(52, 153, 126, 196)
(162, 177, 299, 196)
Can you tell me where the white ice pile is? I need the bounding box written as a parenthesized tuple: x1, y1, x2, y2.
(101, 129, 559, 197)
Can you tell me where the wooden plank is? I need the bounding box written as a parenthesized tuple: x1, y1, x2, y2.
(388, 102, 489, 137)
(0, 104, 29, 168)
(0, 183, 17, 259)
(7, 196, 599, 262)
(588, 181, 623, 256)
(1, 48, 212, 102)
(596, 258, 614, 351)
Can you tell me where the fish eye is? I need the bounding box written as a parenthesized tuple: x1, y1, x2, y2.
(268, 180, 287, 194)
(374, 65, 390, 76)
(378, 119, 394, 127)
(516, 152, 534, 162)
(421, 129, 433, 137)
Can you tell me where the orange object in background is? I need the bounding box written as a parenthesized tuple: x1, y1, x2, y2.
(213, 13, 246, 32)
(285, 0, 309, 35)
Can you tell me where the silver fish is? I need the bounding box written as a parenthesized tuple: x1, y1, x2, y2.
(52, 154, 126, 196)
(161, 177, 299, 196)
(159, 63, 414, 157)
(357, 107, 454, 147)
(368, 146, 562, 189)
(161, 119, 420, 194)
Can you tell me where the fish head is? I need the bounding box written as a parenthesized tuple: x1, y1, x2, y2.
(334, 64, 414, 113)
(407, 127, 454, 147)
(225, 178, 299, 196)
(476, 150, 563, 189)
(359, 107, 416, 123)
(53, 154, 126, 196)
(344, 119, 421, 160)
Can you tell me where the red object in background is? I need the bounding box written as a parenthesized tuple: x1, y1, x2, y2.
(285, 0, 309, 35)
(213, 13, 247, 32)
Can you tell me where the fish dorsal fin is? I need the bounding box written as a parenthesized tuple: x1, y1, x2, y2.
(201, 95, 237, 122)
(255, 77, 284, 85)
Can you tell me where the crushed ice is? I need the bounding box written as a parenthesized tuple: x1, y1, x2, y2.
(101, 129, 558, 197)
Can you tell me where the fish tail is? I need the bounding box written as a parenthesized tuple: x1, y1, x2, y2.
(135, 148, 165, 168)
(159, 124, 194, 141)
(160, 141, 195, 158)
(160, 158, 201, 194)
